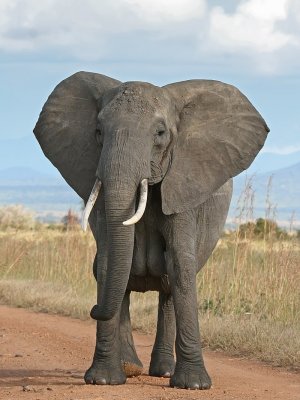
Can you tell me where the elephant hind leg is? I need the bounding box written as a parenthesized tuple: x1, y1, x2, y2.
(149, 292, 175, 377)
(120, 291, 143, 377)
(165, 233, 212, 390)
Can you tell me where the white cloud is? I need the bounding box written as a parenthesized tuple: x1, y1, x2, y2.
(0, 0, 299, 74)
(125, 0, 206, 23)
(209, 0, 296, 54)
(0, 0, 206, 59)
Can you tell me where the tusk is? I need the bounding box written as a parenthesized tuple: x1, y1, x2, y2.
(81, 179, 102, 231)
(123, 179, 148, 226)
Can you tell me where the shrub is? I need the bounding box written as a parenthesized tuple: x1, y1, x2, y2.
(0, 205, 36, 230)
(238, 218, 285, 239)
(61, 209, 80, 230)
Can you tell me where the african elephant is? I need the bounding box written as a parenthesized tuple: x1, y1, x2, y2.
(34, 72, 269, 389)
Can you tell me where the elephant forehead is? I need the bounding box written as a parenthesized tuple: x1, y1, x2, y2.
(110, 84, 166, 115)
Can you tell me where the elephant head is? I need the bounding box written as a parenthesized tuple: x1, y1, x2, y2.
(34, 72, 269, 320)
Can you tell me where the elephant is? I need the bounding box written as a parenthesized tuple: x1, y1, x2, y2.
(34, 71, 269, 390)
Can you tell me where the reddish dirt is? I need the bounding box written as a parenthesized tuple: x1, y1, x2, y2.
(0, 305, 299, 400)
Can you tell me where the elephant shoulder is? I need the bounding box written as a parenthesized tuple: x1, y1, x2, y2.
(196, 179, 232, 237)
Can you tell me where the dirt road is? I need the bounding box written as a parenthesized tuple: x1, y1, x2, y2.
(0, 306, 299, 400)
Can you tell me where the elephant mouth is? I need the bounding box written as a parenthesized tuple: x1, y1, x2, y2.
(148, 176, 162, 185)
(149, 154, 172, 186)
(149, 162, 164, 185)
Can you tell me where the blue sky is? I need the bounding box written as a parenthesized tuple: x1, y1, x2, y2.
(0, 0, 299, 176)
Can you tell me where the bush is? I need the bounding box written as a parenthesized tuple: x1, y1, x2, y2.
(61, 209, 80, 230)
(238, 218, 285, 239)
(0, 205, 36, 230)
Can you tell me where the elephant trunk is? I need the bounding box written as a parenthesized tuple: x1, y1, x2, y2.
(90, 179, 148, 321)
(97, 183, 136, 320)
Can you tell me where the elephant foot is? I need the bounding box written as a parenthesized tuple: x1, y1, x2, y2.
(149, 352, 175, 378)
(84, 362, 126, 385)
(121, 349, 143, 377)
(170, 363, 212, 390)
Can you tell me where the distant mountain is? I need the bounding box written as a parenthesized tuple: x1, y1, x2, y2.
(246, 150, 300, 174)
(0, 135, 60, 176)
(0, 166, 80, 222)
(0, 167, 64, 186)
(0, 162, 299, 226)
(230, 162, 300, 227)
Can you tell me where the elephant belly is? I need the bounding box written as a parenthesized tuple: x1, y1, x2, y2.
(127, 273, 170, 293)
(130, 219, 166, 279)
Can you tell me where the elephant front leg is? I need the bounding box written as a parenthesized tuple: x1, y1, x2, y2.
(85, 260, 126, 386)
(84, 306, 126, 385)
(149, 292, 175, 377)
(164, 222, 211, 390)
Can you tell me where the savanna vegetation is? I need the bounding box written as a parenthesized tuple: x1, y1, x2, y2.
(0, 198, 299, 371)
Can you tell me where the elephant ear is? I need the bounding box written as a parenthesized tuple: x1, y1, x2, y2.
(34, 71, 121, 201)
(161, 80, 269, 215)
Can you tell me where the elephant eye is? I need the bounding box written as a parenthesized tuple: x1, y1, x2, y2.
(154, 126, 169, 146)
(155, 123, 167, 136)
(95, 128, 103, 146)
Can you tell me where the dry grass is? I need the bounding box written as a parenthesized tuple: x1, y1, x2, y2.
(198, 235, 299, 324)
(0, 220, 299, 370)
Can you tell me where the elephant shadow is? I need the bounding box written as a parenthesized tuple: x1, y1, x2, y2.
(0, 368, 85, 387)
(1, 368, 172, 389)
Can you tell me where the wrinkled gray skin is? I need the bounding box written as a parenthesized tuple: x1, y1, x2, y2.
(34, 72, 269, 389)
